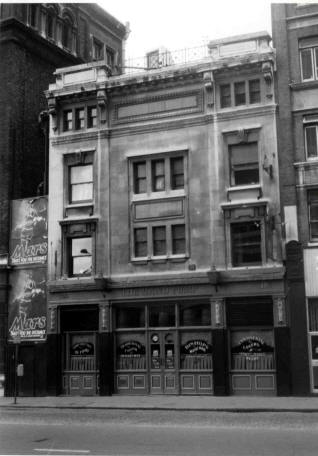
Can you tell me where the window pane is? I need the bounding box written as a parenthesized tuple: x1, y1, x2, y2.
(220, 84, 231, 108)
(172, 224, 185, 254)
(230, 143, 259, 185)
(116, 306, 145, 328)
(75, 108, 85, 130)
(71, 237, 92, 256)
(249, 79, 260, 104)
(134, 228, 147, 257)
(149, 303, 175, 327)
(71, 165, 93, 184)
(309, 299, 318, 331)
(87, 106, 97, 128)
(234, 81, 246, 106)
(231, 221, 262, 266)
(63, 110, 72, 131)
(171, 157, 184, 189)
(134, 162, 147, 194)
(301, 48, 313, 80)
(71, 183, 93, 201)
(71, 237, 92, 275)
(153, 226, 166, 256)
(305, 126, 318, 157)
(180, 303, 211, 326)
(152, 159, 165, 192)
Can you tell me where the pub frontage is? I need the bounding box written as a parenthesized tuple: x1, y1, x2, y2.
(47, 271, 288, 397)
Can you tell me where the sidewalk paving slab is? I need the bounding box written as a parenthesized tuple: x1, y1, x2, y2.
(1, 395, 318, 412)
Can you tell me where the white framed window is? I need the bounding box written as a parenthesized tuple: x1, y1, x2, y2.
(220, 79, 262, 109)
(299, 37, 318, 81)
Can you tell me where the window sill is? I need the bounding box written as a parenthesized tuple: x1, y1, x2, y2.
(132, 190, 185, 201)
(131, 255, 188, 264)
(290, 80, 318, 91)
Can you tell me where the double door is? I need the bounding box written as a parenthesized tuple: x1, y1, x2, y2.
(149, 331, 177, 394)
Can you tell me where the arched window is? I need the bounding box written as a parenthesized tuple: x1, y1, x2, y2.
(61, 10, 75, 51)
(28, 4, 37, 28)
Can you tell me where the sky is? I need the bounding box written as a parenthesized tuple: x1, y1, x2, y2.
(99, 0, 275, 60)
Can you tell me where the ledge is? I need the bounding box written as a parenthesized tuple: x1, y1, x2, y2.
(48, 277, 109, 293)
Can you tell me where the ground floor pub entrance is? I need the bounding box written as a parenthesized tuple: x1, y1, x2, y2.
(60, 306, 99, 396)
(114, 300, 213, 395)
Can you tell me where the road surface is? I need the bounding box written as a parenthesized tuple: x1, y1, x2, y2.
(1, 408, 318, 455)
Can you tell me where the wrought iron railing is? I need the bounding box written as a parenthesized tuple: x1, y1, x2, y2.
(123, 44, 210, 74)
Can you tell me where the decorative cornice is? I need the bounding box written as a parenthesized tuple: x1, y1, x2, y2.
(51, 130, 108, 146)
(215, 104, 277, 122)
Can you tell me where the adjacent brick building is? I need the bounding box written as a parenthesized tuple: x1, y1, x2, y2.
(0, 3, 127, 396)
(271, 3, 318, 395)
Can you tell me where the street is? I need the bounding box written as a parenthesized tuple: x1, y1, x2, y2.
(1, 408, 318, 455)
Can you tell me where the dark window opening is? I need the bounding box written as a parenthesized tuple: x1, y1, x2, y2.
(308, 189, 318, 241)
(149, 303, 175, 327)
(234, 81, 246, 106)
(171, 157, 184, 189)
(249, 79, 260, 104)
(87, 106, 97, 128)
(134, 162, 147, 194)
(75, 108, 85, 130)
(134, 228, 147, 257)
(220, 84, 231, 108)
(231, 221, 262, 266)
(172, 224, 185, 254)
(153, 226, 166, 256)
(63, 110, 73, 131)
(305, 124, 318, 158)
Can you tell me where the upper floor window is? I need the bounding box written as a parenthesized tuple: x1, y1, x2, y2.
(62, 105, 98, 132)
(92, 38, 104, 60)
(308, 189, 318, 241)
(69, 236, 92, 276)
(63, 110, 73, 132)
(300, 37, 318, 81)
(220, 79, 261, 108)
(134, 224, 186, 259)
(106, 48, 115, 67)
(229, 142, 259, 186)
(231, 221, 262, 266)
(61, 13, 74, 50)
(132, 155, 185, 195)
(28, 4, 37, 28)
(304, 116, 318, 158)
(69, 164, 93, 203)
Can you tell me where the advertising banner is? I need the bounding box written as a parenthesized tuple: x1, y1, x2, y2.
(8, 268, 46, 342)
(10, 197, 47, 265)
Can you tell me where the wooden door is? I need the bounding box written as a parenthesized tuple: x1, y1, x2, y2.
(149, 331, 178, 394)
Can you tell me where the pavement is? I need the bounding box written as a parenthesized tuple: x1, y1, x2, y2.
(1, 394, 318, 412)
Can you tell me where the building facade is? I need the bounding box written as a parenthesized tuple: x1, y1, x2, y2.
(46, 32, 289, 397)
(272, 3, 318, 395)
(0, 3, 127, 396)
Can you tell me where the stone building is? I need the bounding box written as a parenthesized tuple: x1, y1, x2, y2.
(272, 3, 318, 395)
(45, 32, 288, 397)
(0, 3, 127, 396)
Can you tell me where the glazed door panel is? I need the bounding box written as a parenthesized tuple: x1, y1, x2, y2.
(149, 331, 178, 394)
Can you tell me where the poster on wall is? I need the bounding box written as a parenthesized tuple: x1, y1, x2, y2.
(10, 197, 47, 265)
(8, 268, 46, 342)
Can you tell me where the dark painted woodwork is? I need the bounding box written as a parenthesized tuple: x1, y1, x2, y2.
(47, 334, 62, 396)
(274, 327, 291, 396)
(212, 329, 229, 395)
(99, 332, 113, 396)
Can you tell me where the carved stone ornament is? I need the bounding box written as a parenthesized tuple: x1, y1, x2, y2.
(236, 128, 248, 143)
(97, 89, 107, 124)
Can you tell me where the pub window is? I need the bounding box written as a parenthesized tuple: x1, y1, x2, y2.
(134, 227, 147, 258)
(69, 164, 93, 203)
(229, 142, 259, 186)
(308, 299, 318, 331)
(220, 83, 231, 108)
(116, 305, 145, 328)
(63, 110, 73, 131)
(149, 303, 175, 327)
(75, 108, 85, 130)
(87, 106, 97, 128)
(231, 220, 262, 266)
(234, 81, 246, 106)
(249, 79, 261, 104)
(308, 189, 318, 241)
(153, 226, 166, 256)
(305, 123, 318, 158)
(152, 159, 165, 192)
(180, 303, 211, 326)
(172, 224, 185, 255)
